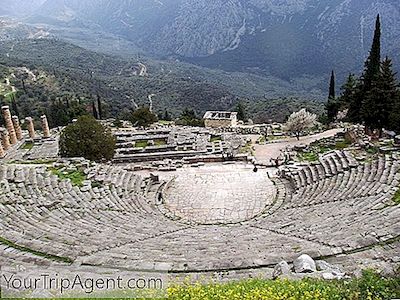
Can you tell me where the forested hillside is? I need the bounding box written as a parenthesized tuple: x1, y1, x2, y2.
(0, 39, 324, 127)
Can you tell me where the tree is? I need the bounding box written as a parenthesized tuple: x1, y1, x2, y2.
(329, 70, 335, 100)
(97, 94, 103, 120)
(347, 14, 381, 123)
(363, 14, 381, 92)
(176, 108, 204, 127)
(363, 58, 400, 134)
(163, 110, 171, 121)
(130, 107, 158, 127)
(326, 70, 339, 123)
(92, 100, 99, 119)
(235, 102, 247, 122)
(47, 99, 88, 128)
(338, 74, 358, 110)
(59, 115, 116, 162)
(286, 109, 317, 140)
(11, 94, 19, 117)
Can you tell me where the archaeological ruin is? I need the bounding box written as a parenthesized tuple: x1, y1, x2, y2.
(0, 118, 399, 294)
(203, 111, 238, 128)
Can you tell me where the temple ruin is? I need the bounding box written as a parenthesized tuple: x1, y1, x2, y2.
(203, 111, 238, 128)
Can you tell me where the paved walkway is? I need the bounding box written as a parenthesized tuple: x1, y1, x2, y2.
(254, 128, 344, 164)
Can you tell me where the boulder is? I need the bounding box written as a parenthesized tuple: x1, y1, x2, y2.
(316, 260, 342, 273)
(293, 254, 316, 273)
(273, 261, 291, 279)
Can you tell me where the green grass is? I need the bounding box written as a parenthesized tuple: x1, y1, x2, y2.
(0, 236, 73, 264)
(366, 146, 379, 155)
(393, 187, 400, 204)
(298, 139, 352, 162)
(210, 136, 222, 143)
(50, 167, 87, 187)
(257, 136, 266, 144)
(135, 140, 149, 148)
(159, 120, 174, 125)
(21, 142, 34, 150)
(267, 135, 287, 141)
(335, 140, 351, 150)
(298, 152, 319, 162)
(240, 141, 254, 155)
(154, 139, 167, 146)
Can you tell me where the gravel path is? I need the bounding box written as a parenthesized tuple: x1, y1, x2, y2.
(254, 128, 344, 164)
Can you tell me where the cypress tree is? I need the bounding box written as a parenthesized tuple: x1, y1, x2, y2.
(97, 94, 102, 120)
(363, 58, 400, 134)
(163, 110, 171, 121)
(11, 94, 19, 117)
(347, 14, 381, 124)
(92, 100, 99, 119)
(329, 70, 335, 99)
(363, 14, 381, 92)
(326, 70, 339, 123)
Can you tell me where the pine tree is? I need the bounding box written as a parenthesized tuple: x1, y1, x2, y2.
(363, 58, 399, 134)
(347, 14, 381, 124)
(326, 70, 339, 123)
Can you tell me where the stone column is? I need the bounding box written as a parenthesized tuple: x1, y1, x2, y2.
(41, 115, 50, 138)
(1, 106, 17, 144)
(0, 142, 5, 158)
(12, 116, 23, 141)
(1, 130, 10, 150)
(26, 117, 36, 139)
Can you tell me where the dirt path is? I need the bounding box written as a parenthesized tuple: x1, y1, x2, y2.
(254, 128, 344, 164)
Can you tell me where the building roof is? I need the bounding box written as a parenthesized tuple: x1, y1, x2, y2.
(203, 111, 237, 120)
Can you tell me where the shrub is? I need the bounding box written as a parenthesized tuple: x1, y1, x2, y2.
(167, 270, 400, 300)
(59, 115, 116, 162)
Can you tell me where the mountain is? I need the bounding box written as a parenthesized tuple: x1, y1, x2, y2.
(25, 0, 400, 80)
(0, 0, 46, 16)
(0, 39, 325, 124)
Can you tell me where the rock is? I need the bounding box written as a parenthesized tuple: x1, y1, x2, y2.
(322, 271, 346, 280)
(316, 260, 342, 273)
(81, 185, 91, 192)
(293, 254, 316, 273)
(273, 261, 291, 279)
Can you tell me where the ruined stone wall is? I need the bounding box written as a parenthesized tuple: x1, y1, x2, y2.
(204, 119, 234, 128)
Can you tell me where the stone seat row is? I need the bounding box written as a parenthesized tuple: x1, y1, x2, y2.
(253, 192, 399, 251)
(0, 164, 187, 261)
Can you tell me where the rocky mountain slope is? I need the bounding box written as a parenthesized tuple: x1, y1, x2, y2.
(21, 0, 400, 79)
